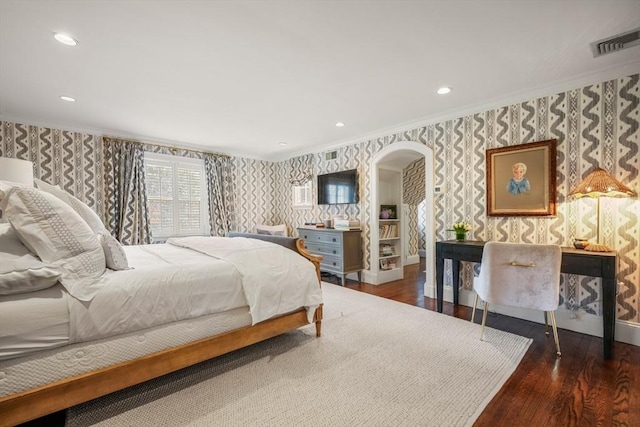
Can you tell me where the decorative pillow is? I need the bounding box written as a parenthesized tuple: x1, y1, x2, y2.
(34, 178, 106, 234)
(0, 223, 62, 295)
(0, 180, 30, 223)
(98, 231, 130, 270)
(254, 224, 288, 237)
(0, 186, 106, 301)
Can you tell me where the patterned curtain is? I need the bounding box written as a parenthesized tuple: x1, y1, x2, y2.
(289, 154, 313, 185)
(103, 137, 152, 245)
(204, 154, 235, 236)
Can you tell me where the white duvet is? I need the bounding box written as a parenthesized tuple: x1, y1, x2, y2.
(167, 236, 323, 324)
(68, 237, 322, 343)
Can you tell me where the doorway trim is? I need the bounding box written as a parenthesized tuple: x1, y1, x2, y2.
(368, 140, 435, 293)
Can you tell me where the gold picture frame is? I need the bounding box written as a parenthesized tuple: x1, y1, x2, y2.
(486, 139, 557, 217)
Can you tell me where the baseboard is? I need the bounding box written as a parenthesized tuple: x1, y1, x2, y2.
(362, 268, 406, 285)
(405, 255, 419, 265)
(438, 288, 639, 347)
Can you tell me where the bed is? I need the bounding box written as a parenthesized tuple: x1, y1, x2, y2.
(0, 183, 323, 427)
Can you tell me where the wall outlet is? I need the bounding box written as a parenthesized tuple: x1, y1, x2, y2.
(434, 184, 446, 194)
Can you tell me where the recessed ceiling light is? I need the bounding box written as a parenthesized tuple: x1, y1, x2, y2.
(59, 95, 76, 102)
(53, 33, 78, 46)
(279, 142, 287, 146)
(437, 87, 452, 95)
(335, 122, 345, 127)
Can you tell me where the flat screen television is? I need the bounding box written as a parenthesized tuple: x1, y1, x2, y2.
(317, 169, 359, 205)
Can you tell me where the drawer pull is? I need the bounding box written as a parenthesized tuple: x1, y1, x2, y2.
(332, 262, 337, 266)
(303, 235, 307, 239)
(332, 250, 337, 254)
(332, 238, 336, 242)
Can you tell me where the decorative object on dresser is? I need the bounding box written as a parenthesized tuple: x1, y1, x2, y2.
(297, 227, 362, 286)
(568, 166, 636, 252)
(333, 218, 360, 230)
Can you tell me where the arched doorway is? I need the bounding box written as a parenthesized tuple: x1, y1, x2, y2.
(369, 141, 435, 293)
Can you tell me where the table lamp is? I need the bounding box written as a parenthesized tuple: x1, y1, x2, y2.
(0, 157, 34, 187)
(568, 167, 635, 251)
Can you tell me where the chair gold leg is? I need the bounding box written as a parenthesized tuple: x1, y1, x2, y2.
(480, 301, 489, 341)
(549, 311, 561, 358)
(544, 311, 549, 336)
(471, 293, 479, 323)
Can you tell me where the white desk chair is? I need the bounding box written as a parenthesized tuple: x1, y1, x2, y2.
(471, 242, 562, 357)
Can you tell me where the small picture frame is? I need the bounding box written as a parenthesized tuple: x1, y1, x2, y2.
(486, 139, 557, 217)
(379, 204, 397, 219)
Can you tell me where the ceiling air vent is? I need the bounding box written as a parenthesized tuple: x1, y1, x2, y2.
(325, 151, 337, 160)
(591, 28, 640, 58)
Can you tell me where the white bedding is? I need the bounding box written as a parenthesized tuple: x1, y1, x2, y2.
(68, 244, 247, 343)
(167, 236, 323, 324)
(1, 237, 323, 360)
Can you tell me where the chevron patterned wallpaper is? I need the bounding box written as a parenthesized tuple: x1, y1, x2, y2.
(1, 74, 638, 324)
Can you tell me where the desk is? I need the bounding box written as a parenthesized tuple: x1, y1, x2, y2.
(435, 240, 618, 359)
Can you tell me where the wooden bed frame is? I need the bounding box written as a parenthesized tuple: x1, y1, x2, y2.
(0, 236, 323, 427)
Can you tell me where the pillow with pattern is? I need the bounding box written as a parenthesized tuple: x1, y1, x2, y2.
(98, 231, 130, 271)
(35, 178, 130, 271)
(34, 178, 106, 234)
(0, 186, 106, 300)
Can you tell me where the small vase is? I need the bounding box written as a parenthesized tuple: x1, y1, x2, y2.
(455, 230, 466, 242)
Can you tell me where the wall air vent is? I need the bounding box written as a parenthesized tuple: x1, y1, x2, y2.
(591, 28, 640, 58)
(325, 151, 338, 160)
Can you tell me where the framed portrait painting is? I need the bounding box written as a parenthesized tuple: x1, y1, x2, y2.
(486, 139, 557, 217)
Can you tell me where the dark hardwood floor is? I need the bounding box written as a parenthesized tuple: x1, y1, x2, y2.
(321, 259, 640, 427)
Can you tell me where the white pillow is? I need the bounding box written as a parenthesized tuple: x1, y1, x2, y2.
(98, 231, 130, 271)
(0, 186, 106, 301)
(34, 178, 106, 234)
(0, 223, 62, 295)
(254, 224, 288, 237)
(34, 178, 130, 270)
(0, 180, 29, 223)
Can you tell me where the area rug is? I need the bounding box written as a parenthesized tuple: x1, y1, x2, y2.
(67, 284, 531, 427)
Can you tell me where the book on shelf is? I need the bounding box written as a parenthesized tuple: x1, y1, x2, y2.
(378, 223, 398, 239)
(380, 244, 394, 256)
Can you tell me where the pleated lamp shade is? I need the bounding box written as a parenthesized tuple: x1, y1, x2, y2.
(568, 168, 635, 198)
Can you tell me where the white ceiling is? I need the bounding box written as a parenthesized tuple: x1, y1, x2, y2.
(1, 1, 639, 162)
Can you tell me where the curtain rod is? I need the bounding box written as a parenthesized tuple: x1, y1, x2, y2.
(103, 136, 230, 159)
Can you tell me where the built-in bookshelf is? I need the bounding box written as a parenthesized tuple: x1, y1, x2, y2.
(378, 219, 401, 271)
(372, 166, 404, 284)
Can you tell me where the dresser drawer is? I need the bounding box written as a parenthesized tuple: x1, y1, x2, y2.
(299, 230, 342, 245)
(304, 242, 341, 257)
(320, 255, 343, 271)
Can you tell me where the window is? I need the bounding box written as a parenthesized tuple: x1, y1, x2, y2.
(145, 152, 208, 239)
(292, 179, 312, 209)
